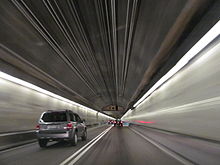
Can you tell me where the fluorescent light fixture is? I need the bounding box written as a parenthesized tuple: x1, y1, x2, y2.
(0, 71, 114, 120)
(133, 20, 220, 108)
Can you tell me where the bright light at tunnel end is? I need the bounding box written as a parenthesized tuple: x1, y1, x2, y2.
(0, 71, 114, 120)
(130, 20, 220, 112)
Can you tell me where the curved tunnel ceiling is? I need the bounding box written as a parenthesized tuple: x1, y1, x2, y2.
(0, 0, 217, 118)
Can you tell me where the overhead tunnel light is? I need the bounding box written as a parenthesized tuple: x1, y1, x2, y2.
(133, 20, 220, 109)
(0, 71, 114, 120)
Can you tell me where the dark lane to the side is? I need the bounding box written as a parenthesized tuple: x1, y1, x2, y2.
(0, 125, 110, 165)
(74, 127, 182, 165)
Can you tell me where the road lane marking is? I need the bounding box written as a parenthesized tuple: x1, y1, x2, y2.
(67, 126, 112, 165)
(129, 127, 194, 165)
(60, 126, 112, 165)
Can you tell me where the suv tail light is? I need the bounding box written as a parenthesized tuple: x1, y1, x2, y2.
(66, 123, 73, 129)
(36, 125, 40, 130)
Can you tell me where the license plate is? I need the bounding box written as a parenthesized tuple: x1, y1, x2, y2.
(47, 125, 57, 129)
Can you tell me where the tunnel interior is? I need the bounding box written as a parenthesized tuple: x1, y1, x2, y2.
(0, 0, 220, 164)
(0, 0, 218, 118)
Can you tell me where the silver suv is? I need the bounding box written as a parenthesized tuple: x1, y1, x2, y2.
(36, 110, 87, 148)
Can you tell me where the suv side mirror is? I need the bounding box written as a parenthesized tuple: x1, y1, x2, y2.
(81, 119, 85, 123)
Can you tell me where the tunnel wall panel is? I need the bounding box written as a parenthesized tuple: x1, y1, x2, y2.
(122, 38, 220, 141)
(0, 77, 112, 133)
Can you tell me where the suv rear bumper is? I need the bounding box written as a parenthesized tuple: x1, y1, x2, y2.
(36, 130, 71, 140)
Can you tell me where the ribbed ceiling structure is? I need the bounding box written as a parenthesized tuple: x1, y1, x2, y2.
(0, 0, 216, 117)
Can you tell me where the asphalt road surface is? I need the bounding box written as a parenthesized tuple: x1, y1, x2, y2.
(1, 124, 220, 165)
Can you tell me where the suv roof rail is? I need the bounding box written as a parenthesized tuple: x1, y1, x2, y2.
(46, 109, 67, 112)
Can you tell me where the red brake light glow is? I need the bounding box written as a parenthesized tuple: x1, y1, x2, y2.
(66, 123, 73, 129)
(36, 125, 40, 130)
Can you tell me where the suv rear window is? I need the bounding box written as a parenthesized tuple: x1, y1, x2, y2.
(41, 112, 67, 122)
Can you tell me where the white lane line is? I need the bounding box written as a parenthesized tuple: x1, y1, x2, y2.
(68, 126, 112, 165)
(60, 126, 112, 165)
(129, 127, 194, 165)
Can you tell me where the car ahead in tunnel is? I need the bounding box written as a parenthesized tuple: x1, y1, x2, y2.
(114, 119, 123, 127)
(108, 120, 114, 125)
(36, 110, 87, 148)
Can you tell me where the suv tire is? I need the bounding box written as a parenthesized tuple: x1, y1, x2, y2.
(38, 139, 48, 148)
(70, 133, 78, 146)
(81, 130, 87, 141)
